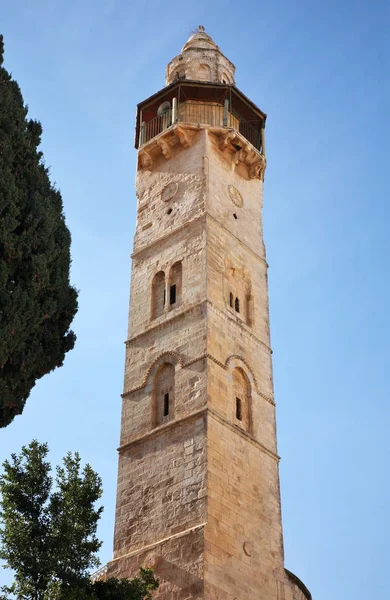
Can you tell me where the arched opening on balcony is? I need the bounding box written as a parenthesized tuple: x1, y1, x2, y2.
(136, 82, 266, 154)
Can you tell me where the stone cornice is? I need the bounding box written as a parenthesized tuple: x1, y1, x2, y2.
(122, 348, 275, 406)
(109, 522, 207, 565)
(123, 298, 274, 403)
(209, 126, 267, 181)
(208, 408, 279, 462)
(118, 408, 207, 451)
(132, 209, 269, 266)
(206, 353, 275, 405)
(206, 300, 272, 355)
(131, 183, 269, 267)
(131, 213, 205, 259)
(125, 301, 205, 348)
(117, 406, 278, 463)
(121, 351, 209, 397)
(125, 298, 271, 357)
(132, 210, 269, 270)
(138, 123, 200, 171)
(138, 122, 266, 181)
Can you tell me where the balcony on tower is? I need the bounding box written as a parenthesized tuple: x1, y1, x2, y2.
(135, 81, 267, 179)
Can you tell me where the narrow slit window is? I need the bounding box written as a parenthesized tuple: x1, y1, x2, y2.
(163, 393, 169, 416)
(163, 288, 166, 306)
(151, 271, 165, 320)
(236, 397, 242, 421)
(170, 284, 177, 305)
(235, 297, 240, 313)
(229, 292, 234, 308)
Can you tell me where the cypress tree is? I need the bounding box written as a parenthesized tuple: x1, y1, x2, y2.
(0, 35, 78, 427)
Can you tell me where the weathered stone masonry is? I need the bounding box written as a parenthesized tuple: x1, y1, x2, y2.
(106, 27, 312, 600)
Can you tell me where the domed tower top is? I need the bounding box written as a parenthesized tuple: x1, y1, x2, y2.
(181, 26, 218, 51)
(166, 26, 236, 86)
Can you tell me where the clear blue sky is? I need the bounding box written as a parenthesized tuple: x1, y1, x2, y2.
(1, 1, 389, 598)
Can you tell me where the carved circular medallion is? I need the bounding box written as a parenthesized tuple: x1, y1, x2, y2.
(228, 185, 243, 208)
(144, 553, 161, 569)
(161, 181, 178, 202)
(243, 541, 252, 556)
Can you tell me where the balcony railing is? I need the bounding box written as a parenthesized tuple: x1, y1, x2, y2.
(139, 111, 172, 146)
(139, 102, 263, 152)
(179, 102, 227, 128)
(234, 114, 262, 152)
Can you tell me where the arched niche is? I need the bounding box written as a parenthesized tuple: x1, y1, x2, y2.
(232, 366, 252, 433)
(224, 260, 254, 327)
(151, 271, 165, 319)
(195, 63, 211, 81)
(152, 362, 175, 427)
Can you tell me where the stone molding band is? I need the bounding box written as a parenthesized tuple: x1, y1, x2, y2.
(206, 212, 268, 267)
(125, 302, 204, 346)
(206, 300, 272, 355)
(131, 213, 205, 259)
(132, 210, 269, 268)
(118, 408, 207, 453)
(208, 126, 267, 181)
(117, 406, 279, 463)
(121, 350, 275, 406)
(208, 407, 280, 461)
(109, 522, 207, 565)
(125, 300, 272, 356)
(138, 123, 266, 181)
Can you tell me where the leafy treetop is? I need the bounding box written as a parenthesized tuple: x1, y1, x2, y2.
(0, 440, 159, 600)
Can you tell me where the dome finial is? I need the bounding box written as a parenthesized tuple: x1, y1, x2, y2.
(199, 25, 205, 32)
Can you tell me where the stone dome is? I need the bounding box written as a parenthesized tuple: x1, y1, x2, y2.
(165, 26, 236, 86)
(181, 27, 219, 52)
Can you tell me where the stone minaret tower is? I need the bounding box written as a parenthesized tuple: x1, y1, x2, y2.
(107, 27, 311, 600)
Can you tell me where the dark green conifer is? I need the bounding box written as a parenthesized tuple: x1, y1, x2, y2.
(0, 35, 78, 427)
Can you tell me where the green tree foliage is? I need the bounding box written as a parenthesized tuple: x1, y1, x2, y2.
(49, 453, 103, 587)
(0, 442, 159, 600)
(53, 569, 159, 600)
(90, 569, 159, 600)
(0, 35, 78, 428)
(0, 441, 53, 599)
